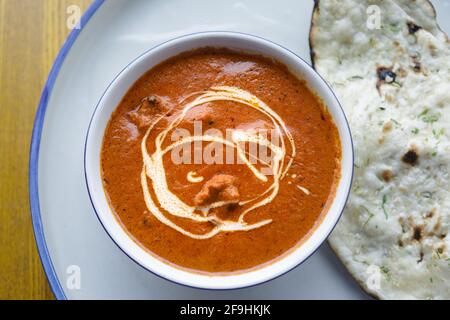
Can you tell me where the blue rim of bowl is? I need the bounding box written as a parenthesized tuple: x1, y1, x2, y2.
(29, 0, 105, 300)
(84, 31, 355, 291)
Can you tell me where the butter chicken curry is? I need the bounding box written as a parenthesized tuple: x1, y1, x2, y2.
(101, 48, 341, 273)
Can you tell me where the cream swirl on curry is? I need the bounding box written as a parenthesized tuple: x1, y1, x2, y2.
(140, 86, 296, 239)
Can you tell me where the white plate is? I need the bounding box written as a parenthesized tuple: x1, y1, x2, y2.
(30, 0, 450, 300)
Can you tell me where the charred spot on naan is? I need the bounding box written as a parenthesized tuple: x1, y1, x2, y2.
(376, 66, 401, 94)
(379, 170, 394, 183)
(402, 148, 419, 166)
(407, 21, 423, 35)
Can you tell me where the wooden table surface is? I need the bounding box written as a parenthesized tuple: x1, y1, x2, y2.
(0, 0, 91, 300)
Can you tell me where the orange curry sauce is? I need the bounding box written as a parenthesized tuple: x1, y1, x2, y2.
(101, 48, 341, 273)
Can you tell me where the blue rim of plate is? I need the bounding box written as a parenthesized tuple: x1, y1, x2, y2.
(29, 0, 105, 300)
(29, 2, 354, 298)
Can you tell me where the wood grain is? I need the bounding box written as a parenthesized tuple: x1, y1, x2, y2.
(0, 0, 91, 300)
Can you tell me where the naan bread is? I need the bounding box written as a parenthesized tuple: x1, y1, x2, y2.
(310, 0, 450, 299)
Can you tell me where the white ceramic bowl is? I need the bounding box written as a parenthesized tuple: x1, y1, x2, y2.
(85, 31, 354, 290)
